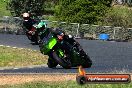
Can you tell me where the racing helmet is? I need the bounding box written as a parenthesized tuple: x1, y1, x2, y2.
(22, 12, 30, 21)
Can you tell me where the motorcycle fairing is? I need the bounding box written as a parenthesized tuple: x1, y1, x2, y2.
(41, 37, 57, 54)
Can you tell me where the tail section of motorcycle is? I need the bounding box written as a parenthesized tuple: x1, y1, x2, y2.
(61, 38, 92, 68)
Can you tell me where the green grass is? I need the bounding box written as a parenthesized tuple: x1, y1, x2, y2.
(0, 0, 11, 17)
(0, 46, 48, 67)
(1, 81, 132, 88)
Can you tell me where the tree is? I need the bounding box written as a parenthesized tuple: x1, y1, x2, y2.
(43, 0, 59, 15)
(55, 0, 112, 24)
(7, 0, 45, 17)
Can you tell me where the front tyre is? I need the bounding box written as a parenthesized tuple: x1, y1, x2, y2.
(52, 51, 71, 69)
(47, 57, 58, 68)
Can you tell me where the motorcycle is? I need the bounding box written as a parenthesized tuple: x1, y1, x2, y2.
(25, 31, 39, 44)
(25, 24, 44, 45)
(39, 31, 92, 69)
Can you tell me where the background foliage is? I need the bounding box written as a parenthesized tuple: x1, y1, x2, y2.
(7, 0, 45, 16)
(2, 0, 132, 28)
(0, 0, 11, 17)
(6, 0, 113, 24)
(54, 0, 112, 24)
(102, 5, 132, 27)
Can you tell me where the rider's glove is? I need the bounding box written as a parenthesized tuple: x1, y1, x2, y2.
(28, 31, 35, 35)
(57, 33, 64, 40)
(57, 35, 63, 40)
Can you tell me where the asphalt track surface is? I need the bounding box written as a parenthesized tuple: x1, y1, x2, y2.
(0, 34, 132, 73)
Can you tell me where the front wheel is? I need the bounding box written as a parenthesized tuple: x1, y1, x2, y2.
(47, 57, 58, 68)
(52, 51, 71, 69)
(26, 32, 39, 44)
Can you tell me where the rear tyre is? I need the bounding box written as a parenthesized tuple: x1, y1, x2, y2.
(52, 51, 71, 69)
(47, 58, 58, 68)
(82, 55, 92, 68)
(79, 50, 92, 68)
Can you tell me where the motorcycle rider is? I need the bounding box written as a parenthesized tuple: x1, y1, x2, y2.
(22, 12, 43, 44)
(22, 12, 37, 34)
(31, 21, 89, 68)
(34, 21, 65, 45)
(36, 21, 87, 62)
(34, 21, 65, 68)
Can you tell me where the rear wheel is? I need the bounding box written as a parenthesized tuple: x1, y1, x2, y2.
(77, 49, 92, 68)
(52, 51, 71, 69)
(82, 55, 92, 68)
